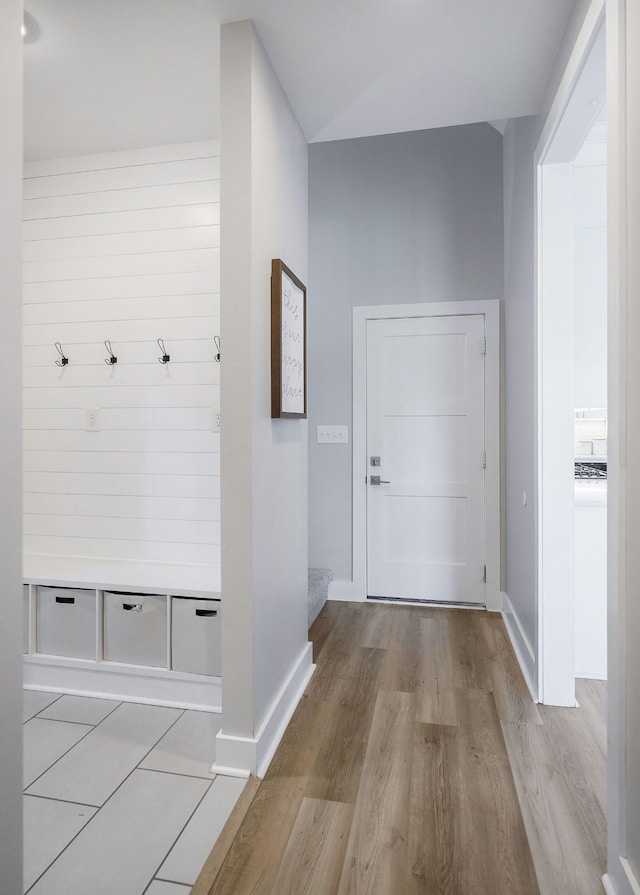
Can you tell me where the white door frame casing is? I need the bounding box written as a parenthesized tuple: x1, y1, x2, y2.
(534, 2, 606, 708)
(339, 300, 501, 610)
(605, 3, 636, 893)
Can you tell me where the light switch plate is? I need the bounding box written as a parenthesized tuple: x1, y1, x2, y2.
(317, 425, 348, 444)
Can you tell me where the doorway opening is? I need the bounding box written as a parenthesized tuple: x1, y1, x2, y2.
(536, 17, 607, 706)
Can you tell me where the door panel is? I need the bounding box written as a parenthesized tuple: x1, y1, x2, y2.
(366, 314, 485, 604)
(386, 416, 467, 483)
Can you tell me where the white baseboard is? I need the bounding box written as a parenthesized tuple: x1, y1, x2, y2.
(213, 641, 314, 778)
(620, 858, 640, 895)
(328, 579, 365, 602)
(501, 592, 538, 702)
(603, 858, 640, 895)
(23, 656, 221, 712)
(209, 764, 250, 780)
(621, 858, 640, 894)
(211, 732, 264, 779)
(619, 859, 640, 895)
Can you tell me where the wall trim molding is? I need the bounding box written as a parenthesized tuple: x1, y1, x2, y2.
(213, 641, 314, 778)
(351, 299, 501, 608)
(501, 591, 538, 702)
(602, 857, 640, 895)
(621, 859, 640, 895)
(23, 659, 221, 712)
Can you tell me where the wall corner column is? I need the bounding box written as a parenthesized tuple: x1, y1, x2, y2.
(216, 20, 311, 778)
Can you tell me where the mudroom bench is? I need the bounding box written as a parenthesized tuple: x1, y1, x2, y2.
(22, 555, 222, 712)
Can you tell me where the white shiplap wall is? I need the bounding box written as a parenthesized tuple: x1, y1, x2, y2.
(23, 142, 220, 566)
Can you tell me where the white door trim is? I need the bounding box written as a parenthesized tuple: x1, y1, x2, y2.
(534, 3, 606, 707)
(603, 3, 630, 892)
(343, 299, 501, 610)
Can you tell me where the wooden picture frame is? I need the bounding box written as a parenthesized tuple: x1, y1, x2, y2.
(271, 259, 307, 418)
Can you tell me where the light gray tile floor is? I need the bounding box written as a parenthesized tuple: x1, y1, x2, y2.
(23, 718, 93, 788)
(22, 690, 61, 722)
(28, 770, 210, 895)
(38, 694, 120, 726)
(140, 708, 222, 778)
(26, 702, 182, 806)
(145, 882, 192, 895)
(159, 774, 247, 885)
(23, 796, 97, 891)
(22, 690, 244, 895)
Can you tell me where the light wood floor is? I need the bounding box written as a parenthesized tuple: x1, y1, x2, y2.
(192, 602, 607, 895)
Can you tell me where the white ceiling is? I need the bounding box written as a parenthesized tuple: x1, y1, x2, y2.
(23, 0, 575, 161)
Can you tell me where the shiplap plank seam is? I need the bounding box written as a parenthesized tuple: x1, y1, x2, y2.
(23, 207, 221, 242)
(23, 184, 220, 220)
(23, 159, 220, 200)
(24, 141, 219, 178)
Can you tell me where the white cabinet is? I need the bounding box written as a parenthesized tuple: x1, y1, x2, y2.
(23, 568, 222, 710)
(172, 598, 221, 676)
(36, 587, 96, 660)
(104, 592, 167, 668)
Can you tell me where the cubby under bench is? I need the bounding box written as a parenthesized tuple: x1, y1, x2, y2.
(22, 556, 222, 712)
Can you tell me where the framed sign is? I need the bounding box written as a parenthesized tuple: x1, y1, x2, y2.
(271, 259, 307, 418)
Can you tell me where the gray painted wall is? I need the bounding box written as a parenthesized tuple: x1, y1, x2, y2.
(308, 124, 504, 582)
(502, 115, 539, 654)
(0, 1, 24, 890)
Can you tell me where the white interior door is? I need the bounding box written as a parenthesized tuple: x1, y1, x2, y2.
(366, 314, 486, 604)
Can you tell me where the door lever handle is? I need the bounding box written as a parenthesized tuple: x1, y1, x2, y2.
(370, 476, 391, 485)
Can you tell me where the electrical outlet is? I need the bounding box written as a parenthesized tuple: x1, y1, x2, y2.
(317, 425, 348, 444)
(85, 408, 100, 432)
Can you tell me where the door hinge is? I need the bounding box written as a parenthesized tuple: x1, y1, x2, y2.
(482, 450, 487, 469)
(483, 565, 487, 583)
(482, 336, 487, 356)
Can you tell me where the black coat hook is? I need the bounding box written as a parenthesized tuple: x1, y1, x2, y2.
(104, 340, 118, 365)
(54, 342, 68, 367)
(157, 338, 170, 364)
(214, 335, 221, 363)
